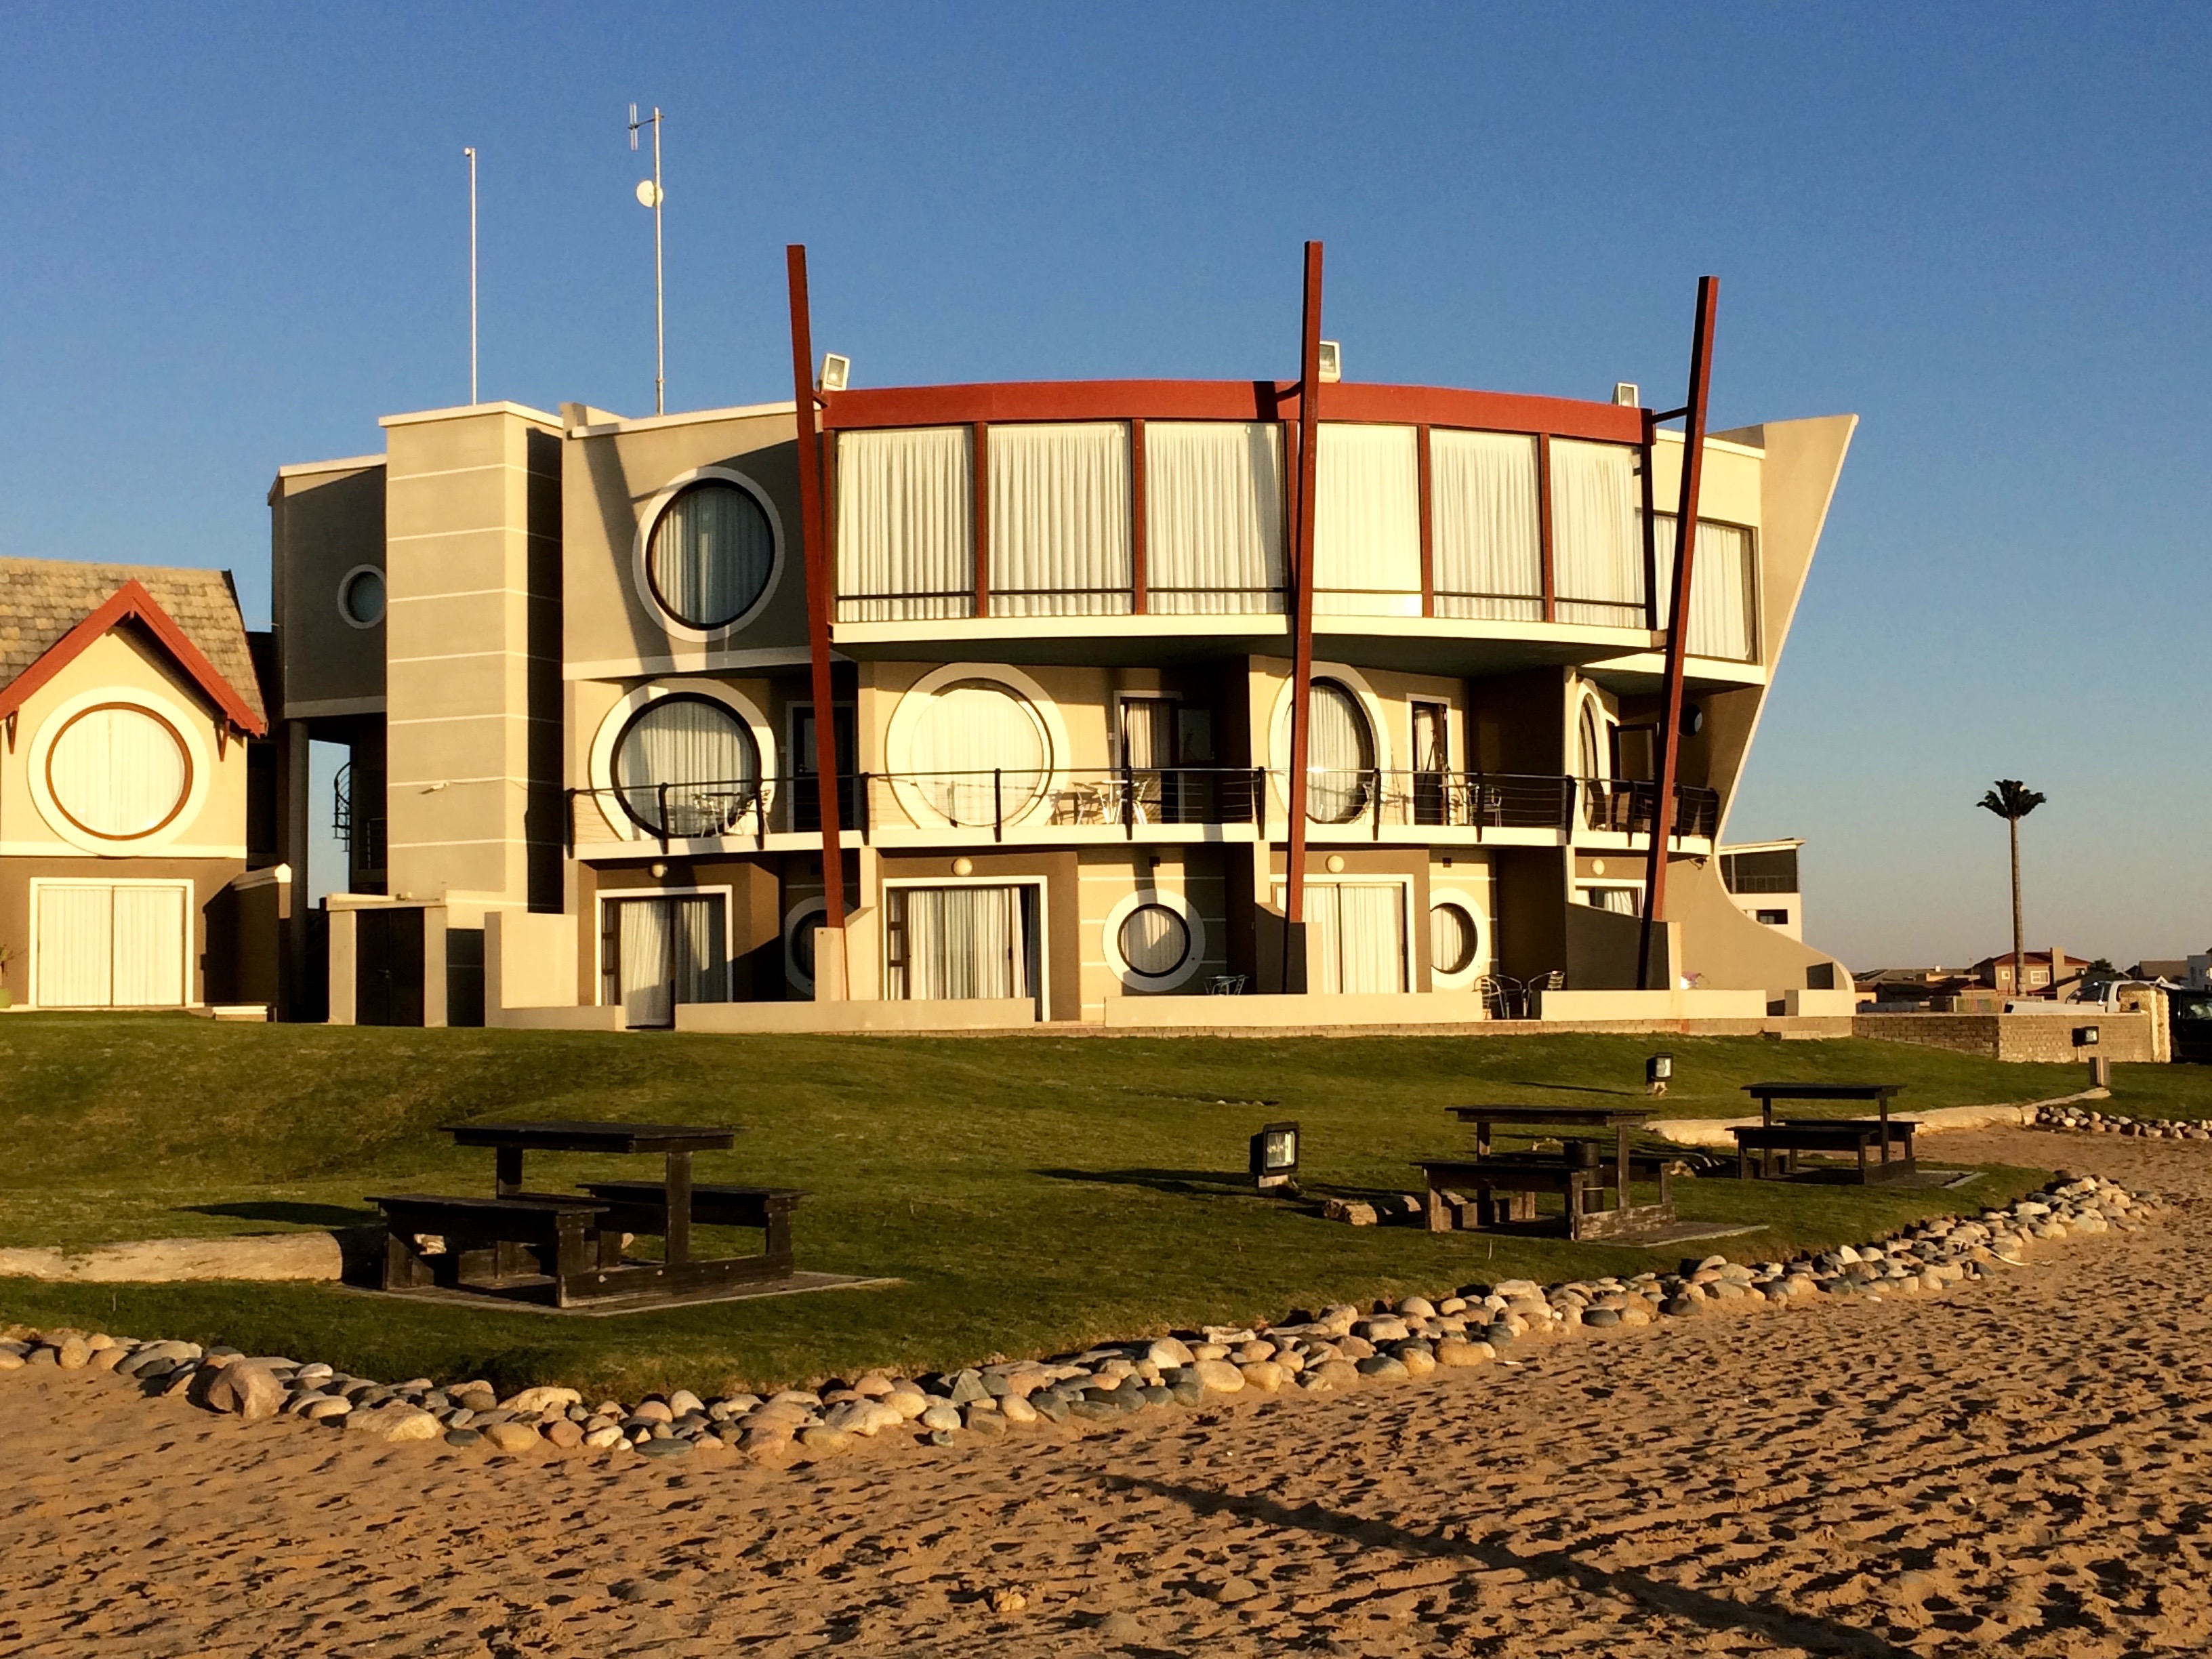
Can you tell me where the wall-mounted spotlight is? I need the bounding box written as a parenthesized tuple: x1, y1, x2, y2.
(819, 352, 851, 392)
(1613, 382, 1641, 407)
(1317, 341, 1342, 384)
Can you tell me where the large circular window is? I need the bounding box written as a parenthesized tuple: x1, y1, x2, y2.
(646, 481, 776, 630)
(1307, 679, 1375, 824)
(46, 704, 192, 840)
(338, 565, 386, 628)
(906, 678, 1050, 826)
(1430, 901, 1479, 977)
(614, 695, 762, 838)
(1118, 903, 1192, 981)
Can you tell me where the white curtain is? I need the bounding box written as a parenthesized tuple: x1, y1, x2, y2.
(896, 886, 1031, 1000)
(988, 423, 1132, 616)
(615, 896, 726, 1027)
(615, 698, 760, 838)
(48, 707, 188, 838)
(1282, 882, 1408, 994)
(1549, 440, 1645, 627)
(906, 680, 1049, 825)
(1429, 430, 1542, 620)
(649, 483, 774, 626)
(836, 427, 974, 621)
(111, 886, 185, 1005)
(1652, 515, 1757, 661)
(35, 884, 112, 1006)
(1306, 680, 1373, 824)
(1143, 422, 1284, 613)
(1118, 903, 1189, 978)
(1430, 901, 1477, 977)
(1314, 424, 1421, 615)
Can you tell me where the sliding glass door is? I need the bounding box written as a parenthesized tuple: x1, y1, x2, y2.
(602, 895, 729, 1029)
(887, 885, 1040, 1008)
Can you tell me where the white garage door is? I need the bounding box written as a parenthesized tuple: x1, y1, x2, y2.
(34, 881, 188, 1008)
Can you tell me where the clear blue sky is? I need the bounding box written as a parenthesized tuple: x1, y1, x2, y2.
(3, 4, 2206, 969)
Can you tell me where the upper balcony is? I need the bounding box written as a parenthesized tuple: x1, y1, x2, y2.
(821, 378, 1765, 685)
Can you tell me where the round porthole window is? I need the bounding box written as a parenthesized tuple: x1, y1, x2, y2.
(1430, 901, 1479, 977)
(646, 480, 776, 630)
(46, 703, 192, 840)
(613, 694, 762, 839)
(338, 566, 386, 628)
(1118, 903, 1192, 981)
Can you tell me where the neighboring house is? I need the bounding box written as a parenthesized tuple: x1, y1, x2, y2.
(1971, 948, 2089, 998)
(1719, 838, 1803, 940)
(0, 559, 275, 1010)
(2128, 956, 2210, 989)
(262, 285, 1858, 1030)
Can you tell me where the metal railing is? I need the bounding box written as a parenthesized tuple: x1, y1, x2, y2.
(1576, 777, 1722, 841)
(331, 761, 387, 872)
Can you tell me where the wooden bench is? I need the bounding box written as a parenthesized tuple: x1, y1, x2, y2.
(371, 1193, 610, 1300)
(577, 1181, 807, 1275)
(1731, 1120, 1919, 1184)
(1414, 1154, 1675, 1242)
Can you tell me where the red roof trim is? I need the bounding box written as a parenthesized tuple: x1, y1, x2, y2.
(0, 579, 267, 737)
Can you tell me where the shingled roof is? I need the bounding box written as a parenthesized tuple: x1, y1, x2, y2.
(0, 557, 266, 726)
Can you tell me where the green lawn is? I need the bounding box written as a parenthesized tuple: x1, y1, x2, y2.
(1, 1015, 2198, 1398)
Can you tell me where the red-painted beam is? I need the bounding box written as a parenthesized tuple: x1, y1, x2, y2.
(786, 245, 848, 941)
(1284, 242, 1324, 957)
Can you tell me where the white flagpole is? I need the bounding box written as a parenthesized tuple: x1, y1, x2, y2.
(464, 147, 478, 405)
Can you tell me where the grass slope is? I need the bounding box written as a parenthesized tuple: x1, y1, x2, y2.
(3, 1015, 2195, 1396)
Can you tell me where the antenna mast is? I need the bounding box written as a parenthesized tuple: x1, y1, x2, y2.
(629, 104, 666, 415)
(464, 146, 478, 405)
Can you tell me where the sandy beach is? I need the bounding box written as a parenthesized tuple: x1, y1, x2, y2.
(2, 1126, 2205, 1658)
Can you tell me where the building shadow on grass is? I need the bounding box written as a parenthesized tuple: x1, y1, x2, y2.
(183, 1200, 384, 1228)
(1102, 1475, 1923, 1658)
(1035, 1168, 1258, 1197)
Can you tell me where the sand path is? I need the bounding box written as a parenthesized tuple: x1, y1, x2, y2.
(3, 1127, 2208, 1658)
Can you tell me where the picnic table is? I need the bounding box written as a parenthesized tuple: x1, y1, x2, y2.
(371, 1119, 806, 1308)
(1730, 1084, 1918, 1185)
(1417, 1105, 1677, 1241)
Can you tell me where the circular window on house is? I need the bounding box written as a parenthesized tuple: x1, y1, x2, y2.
(613, 694, 762, 839)
(906, 678, 1051, 826)
(1430, 901, 1479, 977)
(1118, 903, 1193, 981)
(1307, 678, 1375, 825)
(46, 704, 192, 840)
(339, 566, 386, 628)
(646, 481, 776, 630)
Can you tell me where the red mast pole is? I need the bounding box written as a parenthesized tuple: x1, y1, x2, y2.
(1282, 241, 1324, 989)
(787, 245, 848, 958)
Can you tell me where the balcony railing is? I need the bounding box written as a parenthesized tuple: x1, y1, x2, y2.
(565, 769, 1721, 850)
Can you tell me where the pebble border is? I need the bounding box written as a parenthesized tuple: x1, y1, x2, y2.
(0, 1173, 2157, 1468)
(2032, 1104, 2212, 1141)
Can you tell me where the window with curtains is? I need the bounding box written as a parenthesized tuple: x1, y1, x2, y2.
(904, 678, 1051, 826)
(33, 882, 188, 1008)
(45, 704, 191, 840)
(602, 895, 729, 1028)
(1549, 440, 1646, 627)
(1306, 679, 1375, 825)
(886, 885, 1038, 1003)
(1313, 424, 1422, 615)
(1144, 422, 1285, 614)
(1117, 903, 1192, 981)
(613, 695, 762, 839)
(1274, 882, 1408, 994)
(645, 481, 776, 630)
(989, 423, 1132, 616)
(1651, 514, 1758, 661)
(1429, 430, 1543, 620)
(1429, 901, 1480, 977)
(835, 427, 975, 621)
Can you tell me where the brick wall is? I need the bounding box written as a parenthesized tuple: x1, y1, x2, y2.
(1853, 1010, 2157, 1064)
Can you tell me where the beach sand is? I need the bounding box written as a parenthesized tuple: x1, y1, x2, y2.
(3, 1126, 2207, 1658)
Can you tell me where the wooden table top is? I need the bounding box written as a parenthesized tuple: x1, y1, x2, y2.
(1742, 1083, 1907, 1101)
(444, 1121, 740, 1154)
(1448, 1105, 1655, 1127)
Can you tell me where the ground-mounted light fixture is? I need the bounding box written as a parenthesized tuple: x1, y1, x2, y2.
(819, 352, 851, 393)
(1250, 1122, 1300, 1192)
(1646, 1052, 1674, 1097)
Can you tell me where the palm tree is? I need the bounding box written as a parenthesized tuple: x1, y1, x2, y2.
(1978, 779, 2047, 995)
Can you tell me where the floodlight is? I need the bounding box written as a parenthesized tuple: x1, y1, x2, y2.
(1317, 341, 1342, 384)
(819, 352, 851, 392)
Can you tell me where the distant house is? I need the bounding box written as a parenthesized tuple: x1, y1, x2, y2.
(1719, 838, 1803, 940)
(1971, 948, 2090, 998)
(0, 558, 276, 1010)
(2127, 955, 2209, 989)
(1854, 965, 1975, 1011)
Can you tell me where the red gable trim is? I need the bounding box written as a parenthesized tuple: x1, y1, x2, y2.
(0, 579, 267, 737)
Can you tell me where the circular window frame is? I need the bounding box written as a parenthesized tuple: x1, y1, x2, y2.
(28, 687, 212, 855)
(587, 680, 779, 844)
(631, 466, 786, 642)
(336, 564, 386, 630)
(883, 662, 1070, 831)
(783, 896, 829, 994)
(1265, 662, 1392, 827)
(1101, 888, 1208, 993)
(1427, 885, 1488, 990)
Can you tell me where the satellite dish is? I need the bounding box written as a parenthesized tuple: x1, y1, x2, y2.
(635, 180, 663, 208)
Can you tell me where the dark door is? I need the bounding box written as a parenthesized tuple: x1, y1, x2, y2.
(356, 907, 425, 1027)
(791, 705, 858, 830)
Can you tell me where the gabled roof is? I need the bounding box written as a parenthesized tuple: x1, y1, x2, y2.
(0, 558, 267, 735)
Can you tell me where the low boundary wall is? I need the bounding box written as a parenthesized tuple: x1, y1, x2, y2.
(1854, 1010, 2155, 1064)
